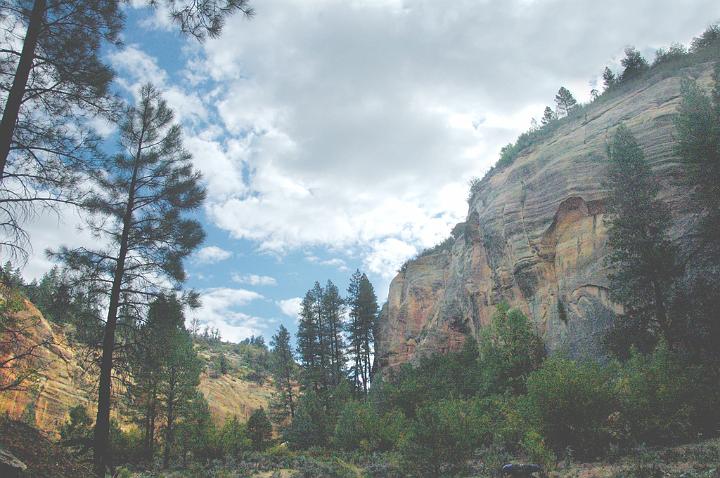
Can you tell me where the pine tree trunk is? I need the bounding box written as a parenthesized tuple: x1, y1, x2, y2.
(0, 0, 45, 179)
(163, 369, 176, 469)
(93, 142, 142, 477)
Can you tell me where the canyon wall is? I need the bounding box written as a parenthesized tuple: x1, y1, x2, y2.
(376, 61, 715, 371)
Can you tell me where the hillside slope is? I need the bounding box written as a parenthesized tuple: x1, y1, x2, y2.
(376, 59, 716, 370)
(0, 294, 273, 434)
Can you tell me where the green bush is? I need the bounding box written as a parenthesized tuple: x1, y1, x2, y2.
(333, 401, 408, 452)
(616, 343, 720, 446)
(399, 399, 484, 477)
(525, 356, 616, 459)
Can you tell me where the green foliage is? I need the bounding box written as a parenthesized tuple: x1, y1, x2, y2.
(479, 304, 546, 395)
(555, 87, 578, 117)
(399, 399, 483, 477)
(60, 404, 94, 456)
(603, 124, 679, 353)
(525, 356, 616, 459)
(615, 343, 720, 446)
(620, 47, 649, 82)
(374, 338, 482, 417)
(285, 383, 351, 450)
(218, 415, 251, 458)
(346, 270, 378, 396)
(333, 400, 407, 452)
(269, 324, 298, 423)
(246, 408, 273, 451)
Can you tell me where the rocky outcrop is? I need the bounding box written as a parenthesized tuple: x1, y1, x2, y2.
(376, 61, 717, 371)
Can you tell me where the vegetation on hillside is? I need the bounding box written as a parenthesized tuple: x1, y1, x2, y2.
(1, 10, 720, 478)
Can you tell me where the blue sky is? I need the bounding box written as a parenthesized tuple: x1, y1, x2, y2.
(20, 0, 720, 342)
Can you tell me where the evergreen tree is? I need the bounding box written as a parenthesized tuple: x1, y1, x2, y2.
(322, 280, 345, 386)
(554, 87, 577, 117)
(52, 84, 205, 475)
(672, 64, 720, 357)
(619, 47, 649, 83)
(269, 324, 297, 421)
(604, 124, 678, 351)
(160, 319, 201, 468)
(675, 64, 720, 252)
(176, 392, 214, 466)
(346, 271, 378, 395)
(297, 287, 321, 390)
(602, 66, 616, 90)
(246, 407, 272, 451)
(541, 106, 557, 126)
(0, 0, 125, 261)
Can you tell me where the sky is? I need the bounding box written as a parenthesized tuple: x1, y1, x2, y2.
(16, 0, 720, 342)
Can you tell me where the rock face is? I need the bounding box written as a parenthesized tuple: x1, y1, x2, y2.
(375, 61, 716, 371)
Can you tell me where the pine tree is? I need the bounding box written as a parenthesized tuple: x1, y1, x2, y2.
(604, 124, 678, 352)
(541, 106, 557, 126)
(160, 320, 201, 468)
(346, 270, 363, 393)
(554, 87, 577, 118)
(357, 273, 378, 392)
(269, 324, 297, 421)
(52, 84, 205, 476)
(619, 47, 649, 83)
(346, 271, 378, 395)
(322, 280, 345, 386)
(602, 67, 616, 90)
(297, 288, 321, 390)
(675, 64, 720, 251)
(246, 408, 272, 451)
(672, 64, 720, 357)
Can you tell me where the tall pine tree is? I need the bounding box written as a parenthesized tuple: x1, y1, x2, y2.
(346, 271, 378, 395)
(603, 124, 678, 354)
(52, 84, 205, 476)
(269, 324, 297, 422)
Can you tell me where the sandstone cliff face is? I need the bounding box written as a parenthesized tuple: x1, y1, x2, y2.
(0, 296, 273, 434)
(376, 62, 716, 371)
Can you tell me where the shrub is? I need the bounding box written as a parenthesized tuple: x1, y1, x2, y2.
(333, 401, 407, 452)
(399, 399, 484, 477)
(525, 356, 616, 459)
(616, 343, 720, 446)
(479, 303, 546, 395)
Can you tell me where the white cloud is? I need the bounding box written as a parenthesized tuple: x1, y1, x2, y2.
(232, 273, 277, 286)
(277, 297, 302, 319)
(183, 0, 719, 278)
(189, 287, 267, 341)
(193, 246, 232, 264)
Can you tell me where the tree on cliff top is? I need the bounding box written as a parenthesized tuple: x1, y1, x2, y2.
(554, 87, 577, 118)
(603, 124, 679, 355)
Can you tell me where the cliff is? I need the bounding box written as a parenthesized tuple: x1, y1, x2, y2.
(376, 60, 716, 371)
(0, 292, 273, 434)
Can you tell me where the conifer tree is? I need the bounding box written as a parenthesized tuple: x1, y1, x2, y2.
(297, 287, 322, 390)
(619, 47, 649, 83)
(554, 87, 577, 117)
(269, 324, 297, 421)
(322, 280, 345, 386)
(160, 320, 201, 468)
(541, 106, 557, 126)
(52, 84, 205, 476)
(604, 124, 678, 351)
(346, 271, 378, 395)
(602, 67, 616, 90)
(675, 64, 720, 252)
(246, 407, 272, 451)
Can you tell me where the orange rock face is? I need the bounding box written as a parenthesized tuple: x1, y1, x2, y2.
(376, 61, 716, 371)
